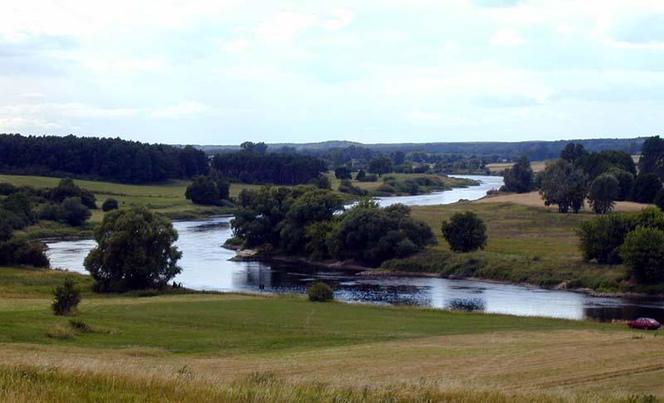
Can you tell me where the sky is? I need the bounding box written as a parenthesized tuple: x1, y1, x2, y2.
(1, 0, 664, 145)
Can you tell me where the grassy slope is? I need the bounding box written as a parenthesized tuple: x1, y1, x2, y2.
(0, 267, 662, 402)
(383, 203, 631, 292)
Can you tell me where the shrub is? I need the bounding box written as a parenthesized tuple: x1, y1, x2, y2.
(0, 238, 49, 267)
(49, 178, 97, 209)
(84, 206, 182, 292)
(102, 198, 119, 212)
(620, 227, 664, 284)
(577, 214, 635, 264)
(60, 197, 91, 226)
(441, 212, 487, 252)
(52, 279, 81, 316)
(307, 282, 334, 302)
(185, 175, 230, 205)
(334, 166, 352, 180)
(448, 297, 486, 312)
(588, 173, 619, 214)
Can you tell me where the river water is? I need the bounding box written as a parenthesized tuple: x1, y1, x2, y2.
(45, 175, 664, 322)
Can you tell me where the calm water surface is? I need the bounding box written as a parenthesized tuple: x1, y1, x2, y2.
(46, 175, 664, 322)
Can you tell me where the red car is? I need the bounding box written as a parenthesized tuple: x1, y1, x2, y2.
(628, 318, 661, 330)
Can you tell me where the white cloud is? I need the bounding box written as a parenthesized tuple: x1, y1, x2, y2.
(150, 101, 212, 119)
(490, 28, 525, 46)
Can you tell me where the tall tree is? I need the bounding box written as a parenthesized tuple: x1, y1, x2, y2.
(540, 159, 587, 213)
(502, 156, 533, 193)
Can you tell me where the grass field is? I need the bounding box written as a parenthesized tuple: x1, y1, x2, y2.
(383, 202, 635, 292)
(0, 266, 662, 402)
(487, 161, 548, 173)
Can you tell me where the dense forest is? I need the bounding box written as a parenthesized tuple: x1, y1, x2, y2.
(0, 134, 209, 183)
(211, 143, 326, 185)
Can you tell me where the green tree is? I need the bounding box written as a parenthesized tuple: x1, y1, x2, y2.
(638, 136, 664, 180)
(560, 143, 587, 162)
(441, 211, 487, 252)
(368, 157, 393, 176)
(60, 197, 91, 226)
(607, 169, 635, 201)
(632, 173, 662, 204)
(502, 156, 533, 193)
(49, 178, 97, 209)
(588, 174, 619, 214)
(539, 159, 587, 213)
(307, 282, 334, 302)
(620, 227, 664, 284)
(84, 207, 182, 291)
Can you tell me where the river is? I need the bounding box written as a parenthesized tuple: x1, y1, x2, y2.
(45, 175, 664, 322)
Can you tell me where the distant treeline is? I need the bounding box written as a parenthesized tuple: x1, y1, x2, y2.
(0, 134, 209, 183)
(211, 143, 326, 185)
(202, 137, 645, 162)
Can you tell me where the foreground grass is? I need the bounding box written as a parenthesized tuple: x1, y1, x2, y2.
(0, 267, 662, 401)
(383, 203, 633, 292)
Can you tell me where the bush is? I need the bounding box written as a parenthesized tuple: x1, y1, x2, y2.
(307, 282, 334, 302)
(52, 279, 81, 316)
(620, 227, 664, 284)
(334, 166, 352, 180)
(185, 175, 230, 205)
(84, 206, 182, 292)
(102, 198, 119, 212)
(448, 297, 485, 312)
(577, 213, 635, 264)
(0, 238, 49, 267)
(655, 189, 664, 211)
(49, 178, 97, 209)
(441, 212, 487, 252)
(60, 197, 91, 226)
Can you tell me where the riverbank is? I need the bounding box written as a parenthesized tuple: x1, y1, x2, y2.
(0, 265, 662, 402)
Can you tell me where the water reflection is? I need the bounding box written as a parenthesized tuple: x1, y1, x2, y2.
(45, 176, 664, 322)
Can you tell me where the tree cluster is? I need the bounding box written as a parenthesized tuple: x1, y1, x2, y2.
(502, 156, 533, 193)
(578, 207, 664, 284)
(0, 134, 208, 183)
(539, 140, 662, 214)
(231, 187, 435, 266)
(0, 190, 49, 267)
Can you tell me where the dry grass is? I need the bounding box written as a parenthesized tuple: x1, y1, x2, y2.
(487, 161, 548, 173)
(0, 329, 661, 401)
(476, 191, 652, 213)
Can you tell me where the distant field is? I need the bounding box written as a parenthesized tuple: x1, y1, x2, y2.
(0, 174, 263, 225)
(0, 266, 662, 402)
(477, 191, 652, 213)
(486, 160, 547, 173)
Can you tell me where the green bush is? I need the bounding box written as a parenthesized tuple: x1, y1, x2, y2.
(620, 227, 664, 284)
(60, 197, 91, 226)
(307, 282, 334, 302)
(52, 279, 81, 316)
(441, 211, 487, 252)
(101, 198, 119, 212)
(577, 213, 635, 264)
(588, 173, 619, 214)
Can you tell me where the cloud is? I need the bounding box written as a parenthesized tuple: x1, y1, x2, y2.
(150, 101, 212, 119)
(474, 94, 541, 108)
(490, 28, 525, 46)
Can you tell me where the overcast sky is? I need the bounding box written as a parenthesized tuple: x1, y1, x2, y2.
(1, 0, 664, 145)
